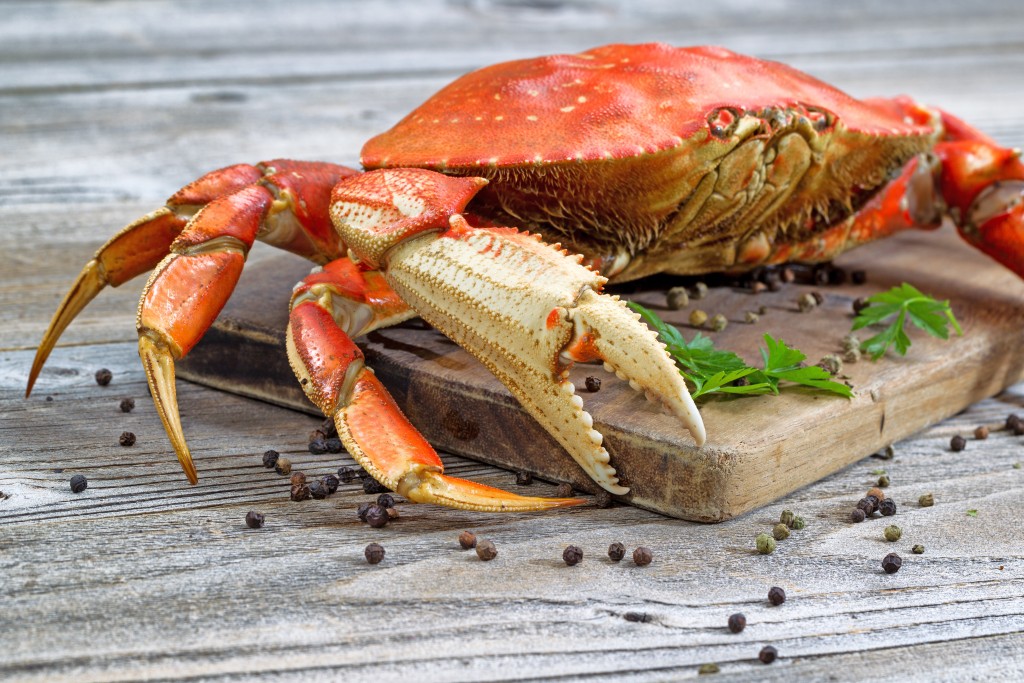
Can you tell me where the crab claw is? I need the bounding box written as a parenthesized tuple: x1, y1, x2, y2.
(330, 168, 705, 496)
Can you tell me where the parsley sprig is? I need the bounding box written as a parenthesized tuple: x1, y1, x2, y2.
(852, 283, 961, 360)
(629, 302, 852, 400)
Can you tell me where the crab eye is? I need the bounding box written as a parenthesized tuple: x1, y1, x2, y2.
(707, 107, 744, 138)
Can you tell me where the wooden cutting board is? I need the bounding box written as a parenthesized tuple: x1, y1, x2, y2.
(177, 227, 1024, 521)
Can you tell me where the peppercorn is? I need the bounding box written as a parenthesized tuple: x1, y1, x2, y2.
(851, 270, 867, 285)
(772, 523, 790, 541)
(515, 471, 533, 486)
(563, 545, 583, 566)
(857, 496, 879, 515)
(245, 511, 264, 529)
(623, 612, 651, 623)
(290, 472, 307, 487)
(377, 493, 395, 509)
(758, 305, 768, 315)
(919, 493, 934, 507)
(797, 292, 817, 312)
(950, 435, 967, 452)
(290, 483, 310, 502)
(94, 368, 112, 386)
(476, 539, 497, 561)
(882, 552, 902, 574)
(362, 476, 389, 495)
(759, 645, 778, 664)
(69, 474, 88, 493)
(727, 613, 746, 633)
(912, 544, 925, 554)
(337, 466, 357, 483)
(744, 310, 760, 324)
(119, 397, 135, 413)
(364, 542, 385, 565)
(818, 354, 842, 375)
(698, 664, 720, 675)
(554, 483, 573, 498)
(666, 286, 689, 310)
(866, 487, 885, 502)
(386, 507, 399, 520)
(308, 479, 328, 500)
(365, 504, 389, 528)
(1006, 413, 1024, 435)
(584, 376, 601, 392)
(851, 508, 866, 523)
(751, 281, 768, 294)
(779, 509, 795, 527)
(879, 499, 897, 516)
(458, 530, 477, 550)
(884, 524, 902, 542)
(689, 309, 708, 327)
(320, 417, 337, 438)
(118, 431, 136, 447)
(791, 516, 806, 530)
(841, 333, 860, 352)
(262, 449, 280, 468)
(322, 474, 340, 494)
(842, 347, 861, 363)
(692, 282, 709, 299)
(633, 546, 653, 567)
(356, 502, 373, 522)
(877, 474, 891, 488)
(308, 438, 329, 455)
(275, 457, 292, 476)
(852, 297, 870, 315)
(767, 274, 783, 291)
(767, 586, 786, 606)
(608, 542, 626, 562)
(594, 490, 613, 508)
(756, 533, 776, 555)
(709, 313, 728, 332)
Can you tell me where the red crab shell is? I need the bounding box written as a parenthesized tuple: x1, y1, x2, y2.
(362, 43, 936, 281)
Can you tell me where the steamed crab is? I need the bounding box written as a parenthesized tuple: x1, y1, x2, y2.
(27, 43, 1024, 512)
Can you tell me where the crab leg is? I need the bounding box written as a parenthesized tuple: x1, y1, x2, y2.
(287, 259, 585, 511)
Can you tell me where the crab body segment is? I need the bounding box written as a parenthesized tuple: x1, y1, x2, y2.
(28, 44, 1024, 511)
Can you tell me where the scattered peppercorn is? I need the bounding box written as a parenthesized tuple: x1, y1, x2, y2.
(356, 502, 373, 522)
(756, 533, 777, 555)
(584, 376, 602, 392)
(879, 499, 897, 516)
(94, 368, 112, 386)
(608, 542, 626, 562)
(337, 466, 358, 483)
(767, 586, 786, 606)
(623, 612, 651, 623)
(365, 504, 389, 528)
(290, 471, 307, 487)
(692, 282, 709, 299)
(709, 313, 728, 332)
(882, 552, 902, 574)
(320, 417, 337, 438)
(744, 310, 760, 324)
(666, 286, 689, 310)
(476, 539, 497, 561)
(884, 524, 902, 542)
(842, 347, 861, 363)
(866, 487, 885, 502)
(791, 516, 806, 530)
(811, 290, 826, 305)
(758, 305, 768, 315)
(69, 474, 88, 493)
(974, 425, 989, 440)
(797, 292, 818, 312)
(594, 489, 613, 508)
(364, 542, 385, 565)
(386, 507, 399, 520)
(459, 531, 477, 550)
(275, 457, 292, 476)
(362, 476, 389, 495)
(119, 397, 135, 413)
(377, 493, 395, 509)
(563, 545, 583, 566)
(555, 483, 573, 498)
(779, 509, 795, 527)
(851, 270, 867, 285)
(698, 664, 720, 675)
(244, 511, 264, 529)
(322, 474, 340, 494)
(118, 431, 136, 447)
(772, 523, 790, 541)
(818, 354, 842, 375)
(919, 493, 934, 507)
(308, 438, 329, 455)
(308, 479, 328, 499)
(877, 474, 891, 488)
(515, 471, 533, 486)
(950, 435, 967, 452)
(262, 449, 280, 468)
(727, 613, 746, 633)
(633, 546, 653, 567)
(1006, 414, 1024, 435)
(841, 333, 860, 352)
(852, 297, 870, 315)
(912, 544, 925, 554)
(851, 508, 866, 523)
(290, 483, 310, 502)
(324, 437, 343, 453)
(759, 645, 778, 664)
(689, 309, 708, 327)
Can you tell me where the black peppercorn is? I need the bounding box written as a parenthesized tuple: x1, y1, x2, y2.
(119, 397, 135, 413)
(324, 437, 343, 453)
(245, 511, 264, 529)
(290, 483, 310, 502)
(853, 297, 870, 314)
(727, 613, 746, 633)
(337, 466, 358, 483)
(308, 479, 327, 500)
(759, 645, 778, 664)
(275, 457, 292, 476)
(308, 438, 329, 455)
(262, 449, 280, 468)
(950, 435, 967, 451)
(851, 270, 867, 285)
(554, 483, 573, 498)
(851, 508, 866, 523)
(119, 431, 136, 447)
(515, 471, 533, 486)
(608, 542, 626, 562)
(365, 504, 389, 528)
(767, 586, 786, 606)
(594, 490, 613, 508)
(94, 368, 113, 386)
(377, 493, 395, 509)
(476, 539, 497, 561)
(882, 552, 902, 574)
(563, 545, 583, 566)
(459, 530, 477, 549)
(322, 474, 340, 494)
(364, 542, 385, 565)
(362, 476, 389, 495)
(356, 502, 373, 522)
(69, 474, 88, 493)
(633, 546, 653, 567)
(585, 376, 602, 392)
(879, 498, 897, 516)
(1006, 414, 1024, 435)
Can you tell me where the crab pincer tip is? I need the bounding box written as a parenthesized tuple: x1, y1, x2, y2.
(138, 335, 198, 484)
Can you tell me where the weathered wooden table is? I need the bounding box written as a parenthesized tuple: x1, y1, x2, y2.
(2, 1, 1023, 680)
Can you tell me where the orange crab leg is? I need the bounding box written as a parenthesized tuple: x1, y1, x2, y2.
(287, 261, 584, 511)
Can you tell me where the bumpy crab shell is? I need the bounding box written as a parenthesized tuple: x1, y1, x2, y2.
(362, 43, 935, 281)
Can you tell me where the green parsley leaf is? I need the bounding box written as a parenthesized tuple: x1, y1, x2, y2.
(852, 283, 961, 360)
(966, 509, 978, 517)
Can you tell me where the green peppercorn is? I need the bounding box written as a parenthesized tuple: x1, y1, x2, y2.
(772, 523, 790, 541)
(791, 516, 806, 530)
(709, 313, 728, 332)
(756, 533, 776, 554)
(919, 493, 934, 507)
(698, 663, 720, 675)
(884, 524, 902, 542)
(912, 544, 925, 554)
(666, 286, 689, 310)
(877, 474, 890, 487)
(779, 509, 795, 527)
(689, 309, 708, 327)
